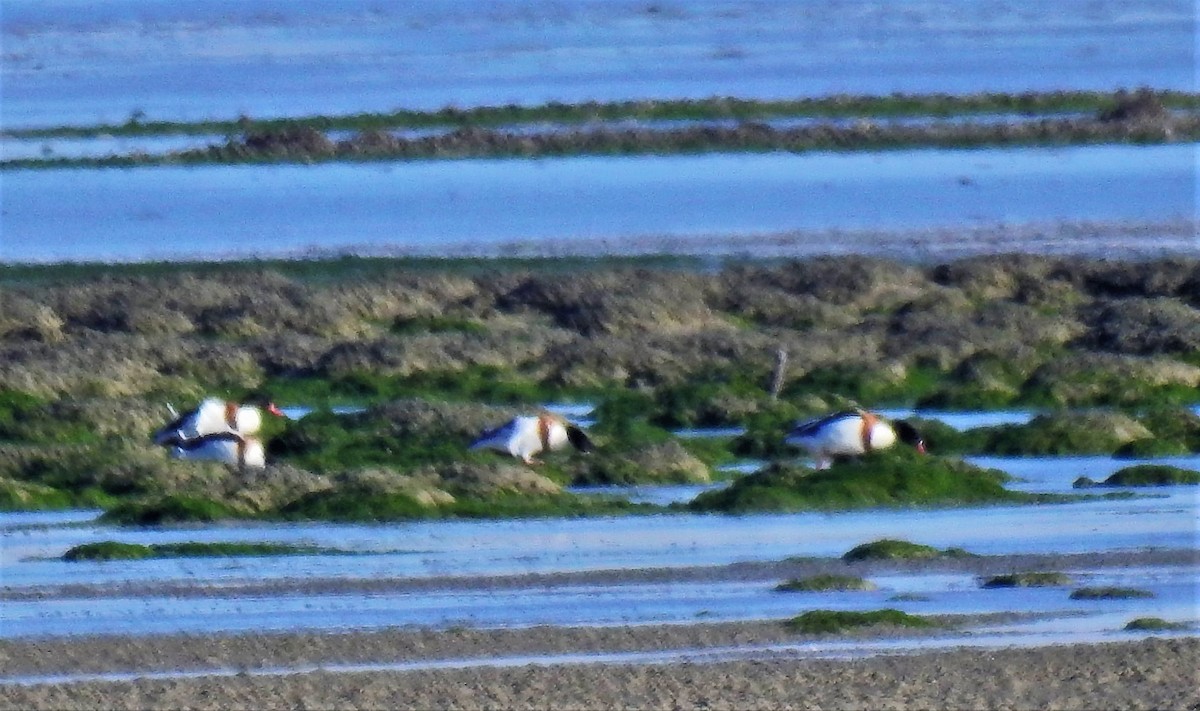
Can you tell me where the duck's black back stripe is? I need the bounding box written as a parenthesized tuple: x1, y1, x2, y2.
(174, 431, 245, 452)
(790, 409, 861, 437)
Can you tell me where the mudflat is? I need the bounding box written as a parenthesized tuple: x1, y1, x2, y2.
(1, 636, 1195, 710)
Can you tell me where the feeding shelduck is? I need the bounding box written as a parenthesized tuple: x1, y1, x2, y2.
(784, 409, 925, 470)
(169, 432, 267, 469)
(152, 395, 284, 446)
(470, 412, 594, 465)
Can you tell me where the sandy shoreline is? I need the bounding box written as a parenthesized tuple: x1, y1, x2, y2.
(1, 637, 1195, 710)
(1, 614, 1036, 679)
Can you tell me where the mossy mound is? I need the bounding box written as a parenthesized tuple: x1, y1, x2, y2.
(842, 539, 975, 563)
(1101, 464, 1200, 487)
(688, 451, 1032, 513)
(63, 540, 330, 561)
(775, 574, 877, 592)
(981, 411, 1153, 456)
(565, 440, 710, 486)
(783, 609, 935, 634)
(1070, 586, 1155, 600)
(267, 398, 521, 473)
(1124, 617, 1189, 631)
(981, 572, 1073, 588)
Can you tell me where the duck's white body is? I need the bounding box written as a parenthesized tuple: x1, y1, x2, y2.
(470, 414, 591, 465)
(170, 432, 266, 468)
(785, 410, 898, 470)
(153, 398, 276, 446)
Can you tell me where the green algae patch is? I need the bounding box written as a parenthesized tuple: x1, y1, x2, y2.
(775, 574, 877, 592)
(783, 609, 935, 634)
(16, 90, 1198, 141)
(276, 488, 645, 523)
(1124, 617, 1189, 631)
(981, 572, 1073, 588)
(1101, 465, 1200, 487)
(100, 495, 244, 526)
(63, 540, 333, 561)
(1070, 586, 1155, 600)
(688, 451, 1037, 513)
(842, 539, 975, 563)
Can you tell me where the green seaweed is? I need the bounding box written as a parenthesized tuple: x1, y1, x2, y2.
(1123, 617, 1189, 631)
(981, 572, 1073, 588)
(63, 540, 332, 561)
(775, 574, 877, 592)
(1069, 586, 1155, 600)
(783, 609, 935, 634)
(1101, 465, 1200, 487)
(842, 539, 962, 563)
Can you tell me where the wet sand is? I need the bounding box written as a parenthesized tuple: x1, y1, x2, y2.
(2, 547, 1196, 709)
(1, 637, 1195, 710)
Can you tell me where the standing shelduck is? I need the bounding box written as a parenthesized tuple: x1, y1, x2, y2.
(785, 409, 925, 470)
(153, 395, 284, 446)
(470, 412, 594, 465)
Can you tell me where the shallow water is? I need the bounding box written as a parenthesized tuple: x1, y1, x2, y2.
(3, 454, 1196, 587)
(1, 565, 1193, 640)
(3, 144, 1194, 263)
(2, 0, 1191, 129)
(1, 446, 1195, 658)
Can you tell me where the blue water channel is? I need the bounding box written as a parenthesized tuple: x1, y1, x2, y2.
(3, 0, 1190, 129)
(2, 450, 1196, 639)
(3, 143, 1195, 263)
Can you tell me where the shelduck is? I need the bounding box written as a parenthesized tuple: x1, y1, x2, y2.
(153, 395, 284, 446)
(169, 432, 266, 469)
(470, 412, 594, 465)
(785, 409, 925, 470)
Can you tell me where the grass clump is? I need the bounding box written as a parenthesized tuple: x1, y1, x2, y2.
(783, 609, 935, 634)
(981, 571, 1073, 588)
(0, 477, 76, 510)
(1123, 617, 1189, 631)
(775, 574, 877, 592)
(841, 539, 975, 563)
(1101, 465, 1200, 487)
(1070, 586, 1155, 600)
(688, 451, 1035, 513)
(63, 540, 331, 561)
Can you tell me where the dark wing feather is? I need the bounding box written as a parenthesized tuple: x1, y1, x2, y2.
(470, 418, 515, 448)
(789, 409, 862, 437)
(173, 431, 245, 452)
